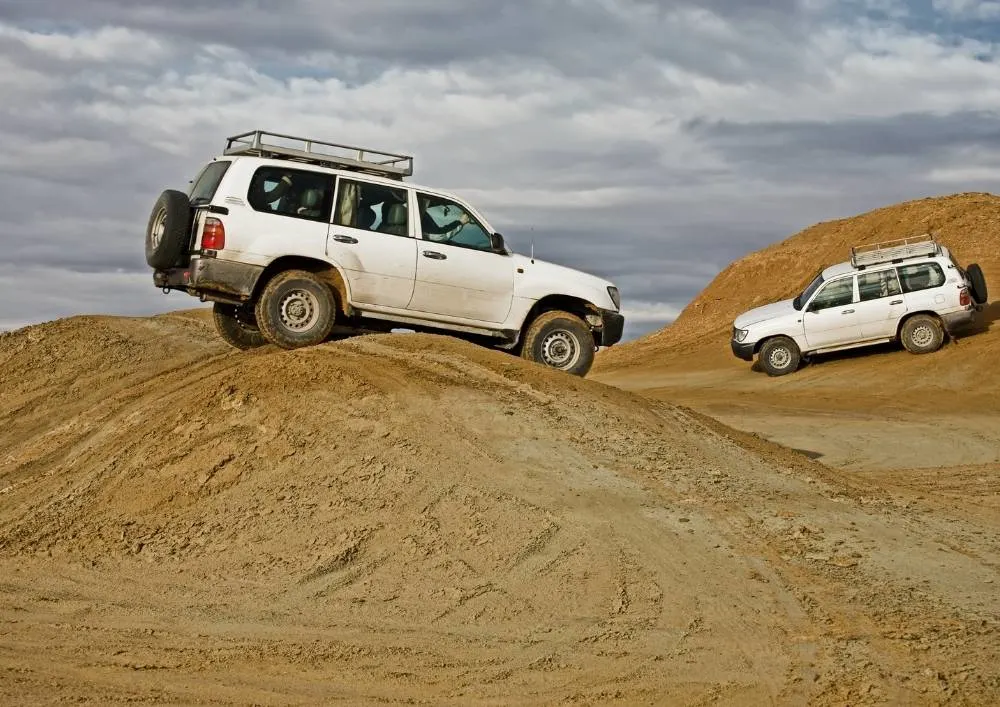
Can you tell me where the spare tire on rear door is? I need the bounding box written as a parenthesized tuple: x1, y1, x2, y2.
(966, 263, 988, 305)
(145, 189, 193, 269)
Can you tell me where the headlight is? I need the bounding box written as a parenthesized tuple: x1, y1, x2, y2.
(607, 286, 621, 311)
(734, 328, 749, 343)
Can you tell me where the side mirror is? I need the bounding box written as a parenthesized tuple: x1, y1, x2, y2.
(490, 232, 507, 254)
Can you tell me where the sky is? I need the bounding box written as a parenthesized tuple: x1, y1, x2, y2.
(1, 1, 999, 340)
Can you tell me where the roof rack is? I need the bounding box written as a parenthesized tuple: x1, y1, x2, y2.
(850, 234, 940, 269)
(223, 130, 414, 180)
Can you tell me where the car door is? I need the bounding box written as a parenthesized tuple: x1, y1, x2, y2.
(406, 190, 515, 324)
(854, 268, 907, 339)
(802, 275, 862, 349)
(326, 177, 418, 309)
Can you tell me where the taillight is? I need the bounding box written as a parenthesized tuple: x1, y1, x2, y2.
(202, 217, 226, 250)
(959, 288, 971, 307)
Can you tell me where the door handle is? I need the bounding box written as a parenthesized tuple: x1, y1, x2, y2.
(890, 299, 903, 305)
(332, 235, 358, 244)
(842, 309, 855, 314)
(422, 250, 447, 260)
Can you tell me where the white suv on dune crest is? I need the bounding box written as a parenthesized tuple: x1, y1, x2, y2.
(730, 236, 988, 376)
(144, 130, 624, 377)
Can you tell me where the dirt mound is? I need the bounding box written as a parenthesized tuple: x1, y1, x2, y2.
(2, 314, 999, 703)
(599, 192, 1000, 372)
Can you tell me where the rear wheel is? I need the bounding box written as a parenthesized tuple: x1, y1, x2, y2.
(758, 336, 801, 377)
(213, 302, 266, 350)
(521, 310, 595, 377)
(900, 314, 944, 354)
(255, 270, 337, 349)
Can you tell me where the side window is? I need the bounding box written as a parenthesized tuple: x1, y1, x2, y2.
(247, 167, 334, 222)
(897, 263, 946, 293)
(334, 179, 410, 237)
(858, 270, 902, 302)
(809, 278, 855, 311)
(416, 192, 492, 252)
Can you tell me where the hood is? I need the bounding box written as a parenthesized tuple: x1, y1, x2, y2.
(512, 254, 614, 290)
(733, 298, 798, 329)
(510, 254, 618, 310)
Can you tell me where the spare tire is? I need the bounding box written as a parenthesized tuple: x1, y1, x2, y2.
(145, 189, 193, 269)
(966, 263, 988, 305)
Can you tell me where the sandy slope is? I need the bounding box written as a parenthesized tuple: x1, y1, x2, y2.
(1, 310, 998, 704)
(595, 193, 1000, 472)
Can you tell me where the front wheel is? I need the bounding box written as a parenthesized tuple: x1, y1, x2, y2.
(213, 302, 267, 350)
(521, 310, 595, 377)
(900, 314, 944, 354)
(758, 336, 801, 376)
(255, 270, 337, 349)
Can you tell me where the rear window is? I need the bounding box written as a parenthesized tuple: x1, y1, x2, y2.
(189, 161, 231, 204)
(247, 166, 335, 222)
(897, 263, 946, 293)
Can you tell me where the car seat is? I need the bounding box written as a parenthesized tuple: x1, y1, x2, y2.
(381, 202, 408, 236)
(297, 189, 324, 218)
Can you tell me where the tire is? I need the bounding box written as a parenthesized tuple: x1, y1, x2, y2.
(966, 263, 988, 305)
(521, 310, 595, 377)
(145, 189, 193, 269)
(254, 270, 336, 349)
(758, 336, 801, 377)
(900, 314, 944, 354)
(213, 302, 267, 350)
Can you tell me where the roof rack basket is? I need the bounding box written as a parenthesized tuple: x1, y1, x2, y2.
(224, 130, 414, 180)
(850, 234, 940, 269)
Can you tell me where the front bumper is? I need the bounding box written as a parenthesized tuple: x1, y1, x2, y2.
(154, 256, 264, 302)
(731, 338, 754, 361)
(598, 308, 625, 347)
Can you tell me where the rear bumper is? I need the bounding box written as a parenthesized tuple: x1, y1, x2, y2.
(598, 309, 625, 347)
(731, 338, 755, 361)
(154, 256, 264, 302)
(942, 307, 977, 332)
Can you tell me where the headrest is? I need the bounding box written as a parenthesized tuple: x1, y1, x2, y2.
(300, 189, 323, 208)
(386, 202, 407, 225)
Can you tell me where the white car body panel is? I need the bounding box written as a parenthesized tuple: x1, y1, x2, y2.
(407, 241, 516, 324)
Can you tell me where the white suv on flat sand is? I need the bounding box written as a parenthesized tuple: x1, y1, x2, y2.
(145, 130, 624, 377)
(731, 236, 988, 376)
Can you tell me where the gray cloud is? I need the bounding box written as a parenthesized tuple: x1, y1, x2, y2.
(1, 1, 1000, 342)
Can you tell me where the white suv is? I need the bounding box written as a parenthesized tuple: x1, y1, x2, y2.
(145, 131, 624, 377)
(730, 236, 988, 376)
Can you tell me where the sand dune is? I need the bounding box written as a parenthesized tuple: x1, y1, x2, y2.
(2, 303, 998, 704)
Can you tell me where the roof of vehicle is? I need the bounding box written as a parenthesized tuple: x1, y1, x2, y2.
(224, 130, 414, 179)
(821, 242, 953, 281)
(215, 130, 470, 202)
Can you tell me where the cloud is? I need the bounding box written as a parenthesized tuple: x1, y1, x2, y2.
(0, 2, 999, 343)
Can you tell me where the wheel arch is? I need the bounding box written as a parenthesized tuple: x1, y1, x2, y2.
(520, 294, 601, 346)
(753, 333, 801, 355)
(895, 310, 942, 340)
(252, 256, 351, 316)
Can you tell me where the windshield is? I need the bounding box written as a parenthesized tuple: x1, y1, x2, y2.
(793, 271, 825, 311)
(189, 161, 231, 204)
